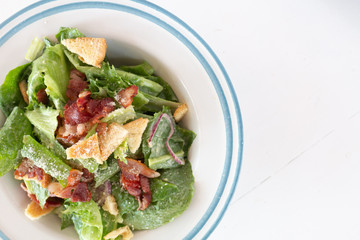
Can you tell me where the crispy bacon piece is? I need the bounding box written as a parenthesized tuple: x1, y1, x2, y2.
(14, 158, 51, 188)
(118, 158, 159, 210)
(120, 158, 160, 178)
(56, 120, 93, 146)
(115, 85, 138, 108)
(67, 169, 83, 187)
(64, 90, 115, 126)
(36, 89, 49, 105)
(47, 168, 93, 202)
(139, 175, 151, 210)
(67, 69, 88, 101)
(71, 182, 92, 202)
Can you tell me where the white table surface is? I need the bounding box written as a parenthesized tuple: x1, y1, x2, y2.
(2, 0, 360, 239)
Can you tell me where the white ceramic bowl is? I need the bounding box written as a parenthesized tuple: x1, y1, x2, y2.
(0, 1, 243, 239)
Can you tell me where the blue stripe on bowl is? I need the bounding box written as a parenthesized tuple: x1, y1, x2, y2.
(0, 1, 243, 239)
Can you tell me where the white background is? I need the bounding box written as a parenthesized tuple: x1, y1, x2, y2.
(2, 0, 360, 239)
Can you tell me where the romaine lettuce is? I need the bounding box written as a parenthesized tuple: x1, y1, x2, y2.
(24, 180, 49, 209)
(21, 135, 71, 187)
(62, 200, 103, 240)
(0, 63, 31, 116)
(25, 105, 60, 140)
(113, 161, 194, 230)
(56, 27, 85, 42)
(27, 44, 69, 110)
(0, 107, 32, 177)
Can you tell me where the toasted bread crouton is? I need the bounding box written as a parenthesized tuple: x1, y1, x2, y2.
(66, 133, 102, 163)
(102, 195, 119, 216)
(25, 201, 55, 220)
(98, 122, 128, 162)
(61, 37, 107, 68)
(173, 104, 188, 122)
(19, 80, 29, 104)
(123, 118, 149, 153)
(104, 225, 133, 240)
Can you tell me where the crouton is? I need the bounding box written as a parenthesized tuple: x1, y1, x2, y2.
(61, 37, 107, 68)
(123, 118, 149, 153)
(66, 133, 102, 163)
(98, 122, 128, 162)
(173, 104, 188, 122)
(102, 195, 119, 216)
(25, 201, 55, 220)
(104, 225, 133, 240)
(19, 80, 29, 104)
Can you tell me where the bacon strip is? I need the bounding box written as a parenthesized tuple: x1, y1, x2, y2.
(67, 69, 88, 101)
(36, 88, 49, 105)
(47, 168, 93, 202)
(14, 158, 51, 188)
(64, 90, 115, 126)
(115, 85, 138, 108)
(118, 158, 159, 210)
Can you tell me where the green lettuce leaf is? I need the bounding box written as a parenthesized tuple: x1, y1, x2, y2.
(114, 139, 128, 164)
(56, 27, 85, 42)
(146, 75, 178, 102)
(0, 107, 32, 177)
(62, 200, 103, 240)
(25, 37, 45, 62)
(21, 135, 71, 187)
(0, 63, 31, 116)
(115, 69, 163, 96)
(27, 44, 69, 110)
(24, 180, 49, 208)
(25, 105, 60, 140)
(118, 62, 154, 76)
(94, 158, 120, 188)
(101, 106, 136, 124)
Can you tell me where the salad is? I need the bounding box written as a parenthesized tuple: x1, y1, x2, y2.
(0, 27, 195, 240)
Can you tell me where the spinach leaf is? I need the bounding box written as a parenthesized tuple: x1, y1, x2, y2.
(112, 161, 194, 230)
(0, 107, 32, 177)
(150, 178, 178, 202)
(0, 63, 31, 116)
(142, 107, 196, 170)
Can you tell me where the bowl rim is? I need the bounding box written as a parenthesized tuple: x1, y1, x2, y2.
(0, 1, 244, 239)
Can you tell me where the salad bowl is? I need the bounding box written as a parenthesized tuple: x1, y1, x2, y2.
(0, 1, 243, 239)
